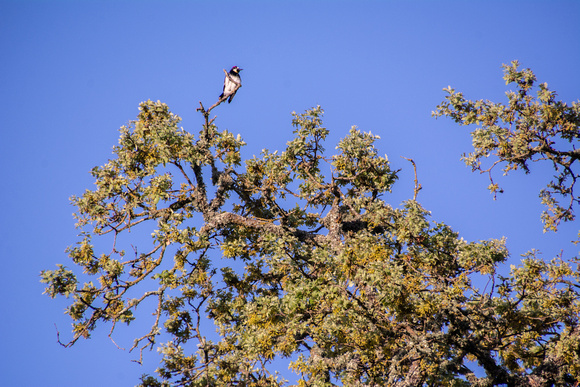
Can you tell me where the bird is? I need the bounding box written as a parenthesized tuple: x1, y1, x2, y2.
(219, 66, 243, 103)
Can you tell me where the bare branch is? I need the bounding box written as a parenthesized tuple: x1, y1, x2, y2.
(401, 157, 422, 200)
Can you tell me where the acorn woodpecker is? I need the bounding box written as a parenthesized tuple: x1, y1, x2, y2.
(219, 66, 243, 103)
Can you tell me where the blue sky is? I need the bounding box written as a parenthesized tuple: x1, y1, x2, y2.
(1, 1, 579, 385)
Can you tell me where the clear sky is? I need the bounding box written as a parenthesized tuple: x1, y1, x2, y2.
(1, 1, 579, 385)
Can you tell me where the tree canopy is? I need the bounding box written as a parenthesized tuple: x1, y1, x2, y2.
(42, 63, 580, 386)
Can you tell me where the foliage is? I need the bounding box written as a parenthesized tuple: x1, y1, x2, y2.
(42, 91, 580, 386)
(434, 61, 580, 233)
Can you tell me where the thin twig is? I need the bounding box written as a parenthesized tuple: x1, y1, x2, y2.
(108, 321, 126, 350)
(401, 157, 422, 200)
(54, 323, 69, 347)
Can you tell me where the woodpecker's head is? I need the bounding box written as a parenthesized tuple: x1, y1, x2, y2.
(230, 66, 242, 74)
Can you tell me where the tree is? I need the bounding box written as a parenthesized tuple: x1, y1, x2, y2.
(42, 64, 580, 386)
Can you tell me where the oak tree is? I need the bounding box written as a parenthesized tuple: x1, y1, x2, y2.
(43, 64, 580, 386)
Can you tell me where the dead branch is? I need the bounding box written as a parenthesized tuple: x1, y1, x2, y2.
(401, 157, 422, 200)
